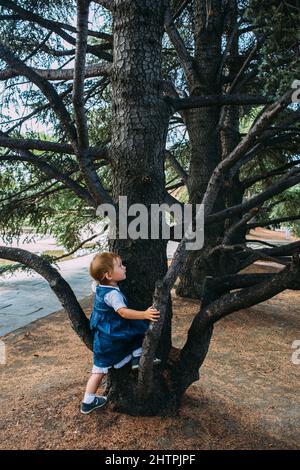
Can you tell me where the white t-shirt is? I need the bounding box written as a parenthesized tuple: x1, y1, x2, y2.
(92, 282, 127, 312)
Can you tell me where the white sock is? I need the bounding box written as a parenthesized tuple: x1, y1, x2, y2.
(132, 347, 142, 358)
(83, 392, 96, 404)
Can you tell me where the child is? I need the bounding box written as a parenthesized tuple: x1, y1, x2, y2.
(81, 251, 160, 414)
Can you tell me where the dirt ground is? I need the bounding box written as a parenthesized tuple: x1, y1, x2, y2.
(0, 255, 300, 450)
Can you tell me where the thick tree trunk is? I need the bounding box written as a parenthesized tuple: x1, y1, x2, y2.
(176, 0, 224, 298)
(106, 0, 173, 413)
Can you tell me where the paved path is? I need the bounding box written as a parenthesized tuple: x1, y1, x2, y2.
(0, 253, 96, 337)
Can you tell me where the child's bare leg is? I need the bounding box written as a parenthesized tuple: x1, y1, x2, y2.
(85, 372, 105, 394)
(81, 372, 107, 412)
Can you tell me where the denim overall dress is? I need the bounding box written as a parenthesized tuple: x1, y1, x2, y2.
(90, 285, 149, 368)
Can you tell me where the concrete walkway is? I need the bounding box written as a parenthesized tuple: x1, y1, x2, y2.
(0, 253, 95, 337)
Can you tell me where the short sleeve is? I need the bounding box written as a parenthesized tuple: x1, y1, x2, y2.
(104, 290, 127, 312)
(91, 281, 98, 293)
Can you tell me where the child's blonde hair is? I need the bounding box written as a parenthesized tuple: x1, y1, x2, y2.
(89, 251, 120, 285)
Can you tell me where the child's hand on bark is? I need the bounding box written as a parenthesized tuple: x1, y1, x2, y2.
(144, 306, 160, 322)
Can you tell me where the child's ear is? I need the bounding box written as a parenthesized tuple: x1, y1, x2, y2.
(105, 271, 112, 280)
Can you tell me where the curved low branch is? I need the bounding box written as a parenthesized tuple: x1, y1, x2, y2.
(165, 170, 300, 257)
(207, 256, 300, 324)
(0, 246, 93, 350)
(168, 0, 193, 26)
(176, 256, 300, 394)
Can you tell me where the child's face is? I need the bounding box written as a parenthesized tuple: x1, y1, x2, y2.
(106, 257, 126, 283)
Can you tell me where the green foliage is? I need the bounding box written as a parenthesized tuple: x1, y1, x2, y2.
(0, 1, 114, 259)
(46, 191, 96, 251)
(244, 0, 300, 98)
(88, 86, 112, 145)
(269, 186, 300, 236)
(0, 0, 75, 60)
(0, 261, 34, 277)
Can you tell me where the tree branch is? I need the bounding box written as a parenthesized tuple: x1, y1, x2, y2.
(223, 208, 259, 244)
(246, 239, 278, 248)
(92, 0, 114, 11)
(208, 256, 300, 324)
(207, 167, 300, 227)
(0, 63, 112, 81)
(164, 6, 198, 91)
(0, 246, 93, 350)
(137, 89, 295, 396)
(260, 240, 300, 258)
(0, 43, 77, 145)
(72, 0, 113, 206)
(167, 0, 193, 27)
(0, 134, 110, 161)
(50, 227, 109, 262)
(0, 153, 97, 207)
(166, 150, 188, 184)
(162, 80, 188, 124)
(247, 215, 300, 230)
(0, 0, 113, 60)
(73, 0, 90, 154)
(241, 159, 300, 189)
(217, 39, 262, 131)
(202, 89, 293, 217)
(174, 254, 300, 395)
(169, 93, 272, 111)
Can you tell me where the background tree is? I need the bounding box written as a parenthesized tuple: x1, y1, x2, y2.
(0, 0, 299, 415)
(171, 0, 300, 297)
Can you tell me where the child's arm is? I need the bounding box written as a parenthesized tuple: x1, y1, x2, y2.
(117, 306, 160, 322)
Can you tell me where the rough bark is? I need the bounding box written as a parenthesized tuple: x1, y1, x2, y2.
(105, 0, 173, 412)
(220, 0, 245, 249)
(176, 0, 224, 299)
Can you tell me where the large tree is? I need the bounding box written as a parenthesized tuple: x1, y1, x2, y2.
(0, 0, 299, 415)
(173, 0, 300, 297)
